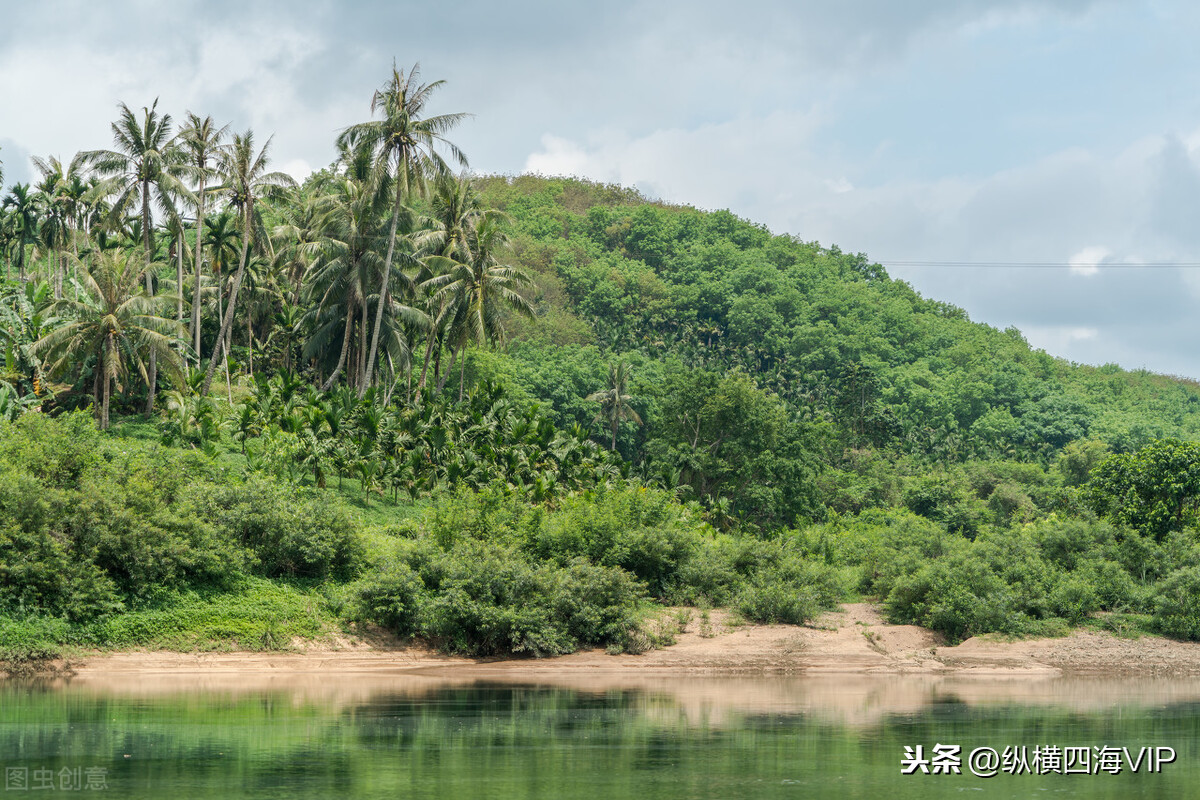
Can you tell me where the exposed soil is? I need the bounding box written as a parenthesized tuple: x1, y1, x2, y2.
(49, 603, 1200, 681)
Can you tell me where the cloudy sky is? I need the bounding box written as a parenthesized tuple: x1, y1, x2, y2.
(4, 1, 1200, 377)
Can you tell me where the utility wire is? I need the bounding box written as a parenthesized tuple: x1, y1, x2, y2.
(881, 261, 1200, 269)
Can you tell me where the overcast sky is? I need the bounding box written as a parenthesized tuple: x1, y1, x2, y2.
(4, 1, 1200, 377)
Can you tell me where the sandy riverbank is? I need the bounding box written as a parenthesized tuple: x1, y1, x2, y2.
(52, 603, 1200, 680)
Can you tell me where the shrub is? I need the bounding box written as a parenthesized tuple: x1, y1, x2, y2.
(885, 553, 1017, 641)
(0, 615, 69, 665)
(355, 561, 423, 635)
(1152, 566, 1200, 640)
(356, 540, 646, 657)
(201, 480, 365, 581)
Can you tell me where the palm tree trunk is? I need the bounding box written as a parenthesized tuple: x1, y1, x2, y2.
(320, 309, 356, 391)
(191, 178, 206, 359)
(100, 335, 113, 430)
(418, 331, 437, 391)
(201, 210, 252, 396)
(438, 347, 457, 392)
(361, 181, 404, 397)
(176, 229, 184, 322)
(142, 184, 157, 413)
(458, 351, 466, 402)
(102, 373, 111, 430)
(359, 294, 369, 389)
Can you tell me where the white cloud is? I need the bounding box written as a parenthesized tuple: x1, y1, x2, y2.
(1068, 245, 1109, 276)
(1020, 324, 1099, 355)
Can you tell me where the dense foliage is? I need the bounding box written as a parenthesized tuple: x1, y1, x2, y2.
(7, 69, 1200, 661)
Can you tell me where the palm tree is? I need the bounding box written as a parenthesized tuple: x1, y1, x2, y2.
(587, 362, 642, 451)
(415, 174, 485, 390)
(337, 63, 468, 395)
(31, 154, 87, 297)
(200, 130, 295, 396)
(304, 165, 423, 391)
(179, 113, 228, 358)
(202, 209, 240, 369)
(83, 100, 190, 410)
(271, 187, 324, 306)
(425, 215, 534, 398)
(34, 249, 184, 428)
(2, 184, 39, 282)
(304, 171, 383, 391)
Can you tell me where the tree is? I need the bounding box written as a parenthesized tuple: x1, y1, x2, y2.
(31, 154, 87, 298)
(34, 249, 185, 428)
(2, 184, 39, 282)
(337, 63, 468, 395)
(200, 130, 295, 396)
(425, 214, 534, 399)
(587, 362, 642, 451)
(415, 174, 485, 389)
(179, 113, 229, 359)
(202, 209, 241, 381)
(83, 100, 190, 411)
(1085, 438, 1200, 540)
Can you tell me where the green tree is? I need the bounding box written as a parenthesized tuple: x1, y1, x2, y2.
(83, 100, 190, 410)
(1085, 438, 1200, 540)
(2, 183, 39, 282)
(179, 113, 229, 359)
(337, 63, 468, 395)
(34, 249, 185, 428)
(426, 215, 534, 399)
(586, 361, 642, 451)
(31, 154, 87, 298)
(200, 130, 295, 396)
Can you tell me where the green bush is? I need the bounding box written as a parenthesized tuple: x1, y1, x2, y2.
(885, 553, 1019, 641)
(355, 561, 423, 635)
(1152, 566, 1200, 640)
(356, 540, 646, 657)
(0, 615, 69, 664)
(202, 479, 365, 581)
(87, 581, 326, 650)
(1047, 574, 1100, 625)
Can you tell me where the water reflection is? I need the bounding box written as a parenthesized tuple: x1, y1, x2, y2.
(2, 674, 1198, 798)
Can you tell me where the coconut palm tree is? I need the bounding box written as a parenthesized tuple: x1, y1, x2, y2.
(586, 361, 642, 451)
(179, 113, 228, 357)
(83, 100, 190, 410)
(2, 184, 39, 282)
(31, 154, 88, 297)
(200, 130, 295, 396)
(304, 165, 423, 390)
(425, 215, 534, 399)
(34, 248, 185, 428)
(337, 63, 468, 395)
(414, 174, 487, 390)
(202, 209, 240, 364)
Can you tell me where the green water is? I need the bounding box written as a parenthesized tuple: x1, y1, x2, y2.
(1, 674, 1198, 798)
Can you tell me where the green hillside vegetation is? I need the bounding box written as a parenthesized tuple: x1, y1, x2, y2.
(5, 69, 1200, 667)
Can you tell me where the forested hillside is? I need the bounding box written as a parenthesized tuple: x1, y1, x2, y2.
(458, 175, 1200, 529)
(6, 69, 1200, 665)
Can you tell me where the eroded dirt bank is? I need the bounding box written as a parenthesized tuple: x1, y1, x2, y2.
(57, 603, 1200, 681)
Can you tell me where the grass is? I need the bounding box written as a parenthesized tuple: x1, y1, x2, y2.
(84, 579, 338, 651)
(0, 579, 344, 667)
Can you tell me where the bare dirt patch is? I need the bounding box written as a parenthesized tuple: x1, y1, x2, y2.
(57, 603, 1200, 681)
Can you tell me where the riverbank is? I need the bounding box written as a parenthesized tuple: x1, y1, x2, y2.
(46, 603, 1200, 680)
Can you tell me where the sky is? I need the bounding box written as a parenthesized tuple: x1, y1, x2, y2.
(3, 0, 1200, 377)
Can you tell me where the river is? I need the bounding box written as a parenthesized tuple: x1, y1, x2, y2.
(2, 672, 1197, 798)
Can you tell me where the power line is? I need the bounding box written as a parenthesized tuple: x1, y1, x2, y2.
(881, 260, 1200, 269)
